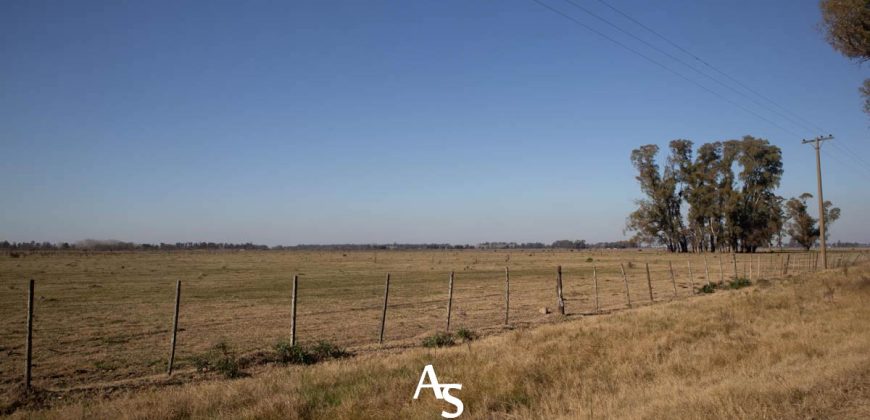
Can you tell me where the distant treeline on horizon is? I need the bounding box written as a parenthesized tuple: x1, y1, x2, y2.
(2, 238, 646, 251)
(2, 238, 866, 252)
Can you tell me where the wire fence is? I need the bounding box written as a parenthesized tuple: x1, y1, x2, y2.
(1, 250, 865, 393)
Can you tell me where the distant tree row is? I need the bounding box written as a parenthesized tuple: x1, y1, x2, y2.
(0, 240, 271, 251)
(478, 240, 638, 249)
(626, 137, 841, 253)
(2, 239, 642, 252)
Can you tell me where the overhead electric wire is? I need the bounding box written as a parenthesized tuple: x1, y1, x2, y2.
(822, 148, 870, 180)
(828, 141, 870, 176)
(535, 0, 870, 177)
(559, 0, 819, 137)
(593, 0, 829, 135)
(590, 0, 870, 176)
(529, 0, 804, 138)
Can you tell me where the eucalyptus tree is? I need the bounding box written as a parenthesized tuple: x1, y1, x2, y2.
(626, 144, 687, 252)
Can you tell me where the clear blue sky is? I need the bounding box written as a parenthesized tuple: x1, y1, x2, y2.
(1, 0, 868, 245)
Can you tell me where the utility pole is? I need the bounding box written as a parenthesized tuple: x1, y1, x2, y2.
(802, 134, 834, 269)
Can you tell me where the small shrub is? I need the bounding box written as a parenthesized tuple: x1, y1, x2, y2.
(700, 282, 717, 294)
(422, 332, 455, 348)
(274, 340, 349, 365)
(456, 327, 476, 342)
(727, 278, 752, 289)
(586, 257, 594, 263)
(193, 342, 242, 378)
(274, 341, 314, 365)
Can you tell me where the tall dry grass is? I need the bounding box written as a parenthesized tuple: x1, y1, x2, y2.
(9, 261, 870, 419)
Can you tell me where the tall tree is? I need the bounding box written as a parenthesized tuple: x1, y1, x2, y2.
(735, 136, 784, 252)
(784, 193, 842, 249)
(626, 144, 687, 252)
(784, 193, 819, 250)
(628, 137, 785, 253)
(819, 0, 870, 114)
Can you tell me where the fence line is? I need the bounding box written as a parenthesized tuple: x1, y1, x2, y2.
(15, 250, 867, 389)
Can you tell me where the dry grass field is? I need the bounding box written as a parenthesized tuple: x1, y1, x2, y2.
(0, 249, 866, 417)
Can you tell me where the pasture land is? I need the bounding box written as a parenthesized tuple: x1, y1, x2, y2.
(0, 249, 862, 397)
(4, 250, 870, 419)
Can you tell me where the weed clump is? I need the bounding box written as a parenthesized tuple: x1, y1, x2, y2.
(700, 282, 718, 294)
(456, 327, 477, 342)
(192, 341, 241, 378)
(274, 340, 349, 365)
(422, 331, 456, 348)
(274, 341, 313, 365)
(727, 278, 752, 289)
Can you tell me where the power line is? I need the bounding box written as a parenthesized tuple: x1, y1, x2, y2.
(593, 0, 828, 135)
(532, 0, 870, 178)
(592, 0, 870, 176)
(560, 0, 817, 137)
(827, 142, 870, 177)
(829, 139, 870, 171)
(529, 0, 804, 137)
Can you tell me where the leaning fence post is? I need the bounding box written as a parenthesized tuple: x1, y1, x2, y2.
(25, 279, 34, 388)
(592, 265, 600, 313)
(687, 261, 695, 294)
(290, 275, 298, 346)
(504, 267, 510, 325)
(668, 261, 677, 297)
(167, 280, 181, 376)
(379, 273, 390, 344)
(645, 263, 654, 302)
(620, 263, 632, 308)
(446, 272, 454, 331)
(556, 265, 565, 315)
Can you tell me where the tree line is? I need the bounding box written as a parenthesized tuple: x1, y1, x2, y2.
(626, 136, 840, 253)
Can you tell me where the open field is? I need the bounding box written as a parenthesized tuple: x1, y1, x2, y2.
(4, 251, 869, 418)
(0, 249, 864, 405)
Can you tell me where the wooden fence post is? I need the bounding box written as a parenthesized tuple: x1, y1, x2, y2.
(719, 256, 724, 283)
(749, 255, 753, 281)
(592, 265, 600, 313)
(645, 263, 654, 302)
(687, 261, 695, 294)
(25, 279, 34, 388)
(784, 255, 790, 276)
(379, 273, 390, 344)
(446, 272, 454, 331)
(732, 254, 738, 280)
(703, 255, 710, 283)
(167, 280, 181, 376)
(290, 275, 298, 346)
(556, 265, 565, 315)
(669, 261, 677, 297)
(620, 263, 631, 308)
(504, 267, 510, 325)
